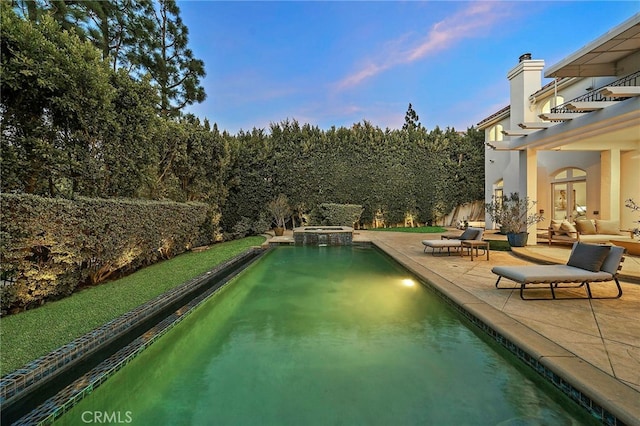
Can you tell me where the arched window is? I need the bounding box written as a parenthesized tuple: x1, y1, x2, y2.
(551, 168, 587, 221)
(541, 96, 564, 113)
(489, 124, 503, 142)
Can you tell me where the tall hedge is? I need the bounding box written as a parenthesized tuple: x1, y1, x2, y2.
(0, 194, 213, 313)
(312, 203, 364, 227)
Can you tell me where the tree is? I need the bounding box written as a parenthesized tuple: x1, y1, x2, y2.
(79, 0, 157, 73)
(402, 103, 423, 132)
(12, 0, 87, 36)
(1, 5, 114, 196)
(100, 71, 160, 197)
(141, 0, 206, 117)
(450, 126, 485, 203)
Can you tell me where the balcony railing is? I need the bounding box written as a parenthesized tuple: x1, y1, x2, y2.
(551, 70, 640, 114)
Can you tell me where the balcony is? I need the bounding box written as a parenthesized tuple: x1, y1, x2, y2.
(542, 71, 640, 120)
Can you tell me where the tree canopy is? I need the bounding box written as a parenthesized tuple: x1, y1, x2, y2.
(1, 2, 485, 238)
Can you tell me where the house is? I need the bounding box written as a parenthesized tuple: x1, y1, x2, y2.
(478, 13, 640, 244)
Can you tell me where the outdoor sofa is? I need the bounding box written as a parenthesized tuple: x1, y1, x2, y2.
(422, 227, 484, 256)
(544, 218, 634, 246)
(492, 242, 625, 300)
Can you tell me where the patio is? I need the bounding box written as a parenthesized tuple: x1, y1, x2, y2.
(267, 230, 640, 424)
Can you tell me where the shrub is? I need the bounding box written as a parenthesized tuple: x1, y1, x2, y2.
(0, 194, 214, 314)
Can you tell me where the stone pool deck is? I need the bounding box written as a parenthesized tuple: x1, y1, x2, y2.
(266, 230, 640, 425)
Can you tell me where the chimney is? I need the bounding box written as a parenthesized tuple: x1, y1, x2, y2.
(507, 54, 544, 128)
(519, 53, 532, 62)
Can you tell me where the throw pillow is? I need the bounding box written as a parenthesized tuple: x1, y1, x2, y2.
(560, 220, 578, 236)
(575, 219, 597, 235)
(595, 219, 620, 235)
(458, 228, 479, 240)
(550, 219, 563, 235)
(567, 243, 611, 272)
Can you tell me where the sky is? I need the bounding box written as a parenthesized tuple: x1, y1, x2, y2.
(178, 1, 639, 134)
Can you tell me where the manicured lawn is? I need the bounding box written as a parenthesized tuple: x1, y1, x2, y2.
(0, 236, 265, 376)
(368, 226, 447, 233)
(488, 240, 512, 251)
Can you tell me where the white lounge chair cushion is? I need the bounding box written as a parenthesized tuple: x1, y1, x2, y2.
(491, 265, 613, 284)
(422, 227, 484, 248)
(422, 239, 465, 248)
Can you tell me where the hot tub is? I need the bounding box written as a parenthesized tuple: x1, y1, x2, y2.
(293, 226, 353, 246)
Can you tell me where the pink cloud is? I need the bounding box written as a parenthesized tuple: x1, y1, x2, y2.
(335, 1, 507, 91)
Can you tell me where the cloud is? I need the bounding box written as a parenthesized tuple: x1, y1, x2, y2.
(335, 1, 508, 91)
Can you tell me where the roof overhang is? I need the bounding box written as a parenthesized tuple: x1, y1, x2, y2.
(498, 97, 640, 151)
(545, 13, 640, 78)
(477, 105, 510, 129)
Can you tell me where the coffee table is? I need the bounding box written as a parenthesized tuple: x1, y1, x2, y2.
(461, 240, 490, 261)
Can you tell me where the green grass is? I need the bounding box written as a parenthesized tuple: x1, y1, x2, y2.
(368, 226, 447, 233)
(489, 240, 512, 251)
(0, 236, 265, 376)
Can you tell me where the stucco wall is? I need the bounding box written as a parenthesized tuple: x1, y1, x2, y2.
(621, 149, 640, 231)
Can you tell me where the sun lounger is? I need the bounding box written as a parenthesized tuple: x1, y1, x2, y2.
(492, 242, 625, 300)
(422, 227, 484, 255)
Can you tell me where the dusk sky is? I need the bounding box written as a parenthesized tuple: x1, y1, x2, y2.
(178, 1, 639, 134)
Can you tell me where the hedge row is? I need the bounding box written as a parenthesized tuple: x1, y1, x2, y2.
(0, 194, 215, 313)
(312, 203, 364, 227)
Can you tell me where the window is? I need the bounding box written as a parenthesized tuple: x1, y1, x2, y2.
(551, 168, 587, 221)
(494, 179, 504, 200)
(489, 125, 503, 142)
(490, 179, 504, 229)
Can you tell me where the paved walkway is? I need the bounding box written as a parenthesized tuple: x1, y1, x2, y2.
(267, 230, 640, 424)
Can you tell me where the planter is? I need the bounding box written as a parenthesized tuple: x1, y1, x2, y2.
(610, 240, 640, 256)
(274, 227, 285, 237)
(506, 232, 529, 247)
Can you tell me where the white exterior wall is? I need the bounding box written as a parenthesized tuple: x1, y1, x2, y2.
(621, 150, 640, 231)
(508, 59, 545, 129)
(507, 59, 544, 206)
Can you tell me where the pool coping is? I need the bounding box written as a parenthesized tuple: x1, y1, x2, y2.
(371, 239, 640, 426)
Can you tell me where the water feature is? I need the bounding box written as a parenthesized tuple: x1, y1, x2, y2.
(293, 226, 353, 245)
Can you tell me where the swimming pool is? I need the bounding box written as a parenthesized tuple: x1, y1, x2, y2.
(48, 246, 595, 425)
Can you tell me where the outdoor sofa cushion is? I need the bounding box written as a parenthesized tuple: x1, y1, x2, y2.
(575, 219, 597, 235)
(560, 220, 578, 236)
(595, 219, 620, 235)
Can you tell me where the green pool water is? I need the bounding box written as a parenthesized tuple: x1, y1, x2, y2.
(57, 246, 595, 425)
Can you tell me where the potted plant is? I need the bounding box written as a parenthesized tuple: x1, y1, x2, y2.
(485, 192, 544, 247)
(625, 198, 640, 239)
(610, 198, 640, 256)
(266, 194, 292, 236)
